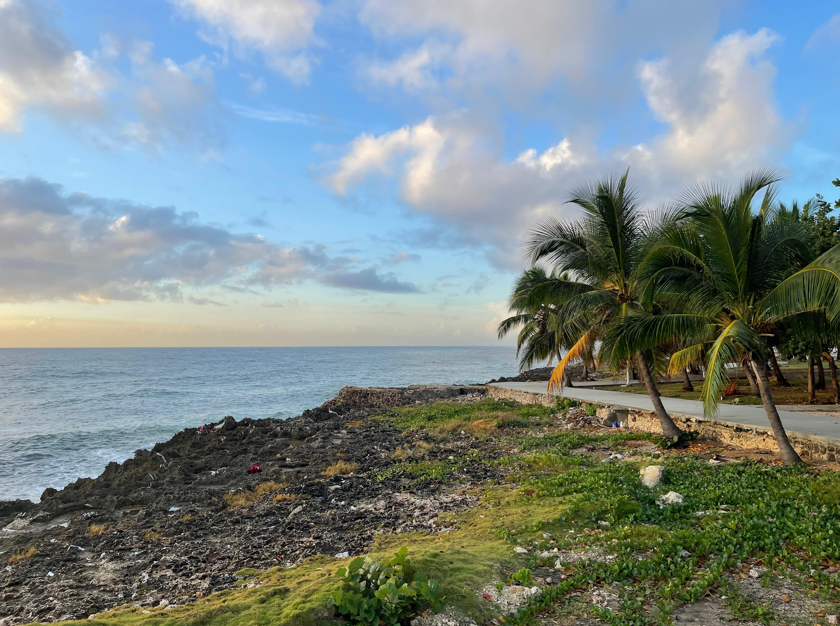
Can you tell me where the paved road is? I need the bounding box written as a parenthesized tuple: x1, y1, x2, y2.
(489, 381, 840, 441)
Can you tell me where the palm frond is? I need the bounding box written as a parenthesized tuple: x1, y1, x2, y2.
(701, 319, 764, 417)
(761, 243, 840, 322)
(668, 344, 704, 377)
(548, 330, 593, 393)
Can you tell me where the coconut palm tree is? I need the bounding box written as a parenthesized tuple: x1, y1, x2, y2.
(497, 266, 583, 385)
(526, 171, 685, 440)
(605, 170, 840, 465)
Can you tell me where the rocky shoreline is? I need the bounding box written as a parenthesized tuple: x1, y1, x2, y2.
(0, 385, 488, 625)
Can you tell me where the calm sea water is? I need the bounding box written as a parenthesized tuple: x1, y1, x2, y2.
(0, 347, 519, 502)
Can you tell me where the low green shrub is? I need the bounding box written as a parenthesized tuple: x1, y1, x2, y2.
(584, 404, 598, 416)
(328, 547, 443, 625)
(510, 568, 532, 586)
(554, 398, 580, 412)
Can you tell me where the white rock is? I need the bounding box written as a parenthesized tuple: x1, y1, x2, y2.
(656, 491, 684, 507)
(4, 516, 30, 531)
(827, 615, 838, 625)
(748, 566, 766, 578)
(639, 465, 665, 488)
(335, 552, 349, 558)
(513, 547, 528, 554)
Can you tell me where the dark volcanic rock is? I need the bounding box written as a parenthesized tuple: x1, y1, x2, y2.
(0, 385, 491, 625)
(323, 384, 485, 409)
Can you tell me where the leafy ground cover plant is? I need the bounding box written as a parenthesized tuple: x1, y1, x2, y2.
(328, 547, 443, 625)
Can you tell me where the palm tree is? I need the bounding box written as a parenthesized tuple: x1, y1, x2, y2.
(526, 171, 685, 440)
(608, 170, 840, 465)
(497, 266, 579, 385)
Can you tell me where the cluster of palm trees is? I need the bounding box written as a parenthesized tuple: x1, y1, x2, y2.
(499, 170, 840, 465)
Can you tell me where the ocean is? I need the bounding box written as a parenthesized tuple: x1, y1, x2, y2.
(0, 346, 520, 502)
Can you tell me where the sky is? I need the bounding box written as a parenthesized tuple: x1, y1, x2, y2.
(0, 0, 839, 348)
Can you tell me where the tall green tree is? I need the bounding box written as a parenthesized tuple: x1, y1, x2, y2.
(526, 171, 685, 439)
(607, 171, 840, 465)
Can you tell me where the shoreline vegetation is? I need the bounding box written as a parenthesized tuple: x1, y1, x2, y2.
(2, 383, 840, 626)
(5, 171, 840, 625)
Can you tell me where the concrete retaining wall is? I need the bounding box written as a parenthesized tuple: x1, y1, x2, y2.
(487, 384, 840, 462)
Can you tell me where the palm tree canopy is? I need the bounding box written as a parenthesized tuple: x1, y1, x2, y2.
(526, 170, 678, 388)
(605, 169, 840, 416)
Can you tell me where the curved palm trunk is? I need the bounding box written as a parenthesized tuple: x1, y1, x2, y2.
(635, 353, 683, 439)
(768, 351, 790, 387)
(751, 359, 803, 465)
(743, 362, 760, 396)
(681, 367, 694, 392)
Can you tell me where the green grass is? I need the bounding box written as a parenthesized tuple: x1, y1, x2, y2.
(28, 400, 840, 626)
(379, 398, 554, 439)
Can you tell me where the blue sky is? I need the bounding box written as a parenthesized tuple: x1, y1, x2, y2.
(0, 0, 838, 347)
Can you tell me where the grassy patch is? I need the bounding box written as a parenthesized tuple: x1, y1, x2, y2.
(322, 461, 358, 477)
(87, 524, 108, 537)
(8, 546, 36, 565)
(381, 398, 553, 440)
(224, 482, 286, 508)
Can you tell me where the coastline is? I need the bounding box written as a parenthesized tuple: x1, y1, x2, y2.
(0, 385, 487, 624)
(3, 378, 838, 626)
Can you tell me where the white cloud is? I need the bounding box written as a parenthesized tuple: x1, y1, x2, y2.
(171, 0, 322, 84)
(0, 0, 109, 132)
(356, 0, 726, 105)
(0, 2, 224, 154)
(121, 43, 222, 153)
(484, 301, 509, 335)
(806, 14, 840, 50)
(324, 29, 791, 268)
(327, 118, 446, 201)
(365, 44, 446, 93)
(628, 29, 787, 184)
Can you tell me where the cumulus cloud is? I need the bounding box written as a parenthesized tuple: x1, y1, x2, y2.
(324, 29, 790, 268)
(0, 0, 109, 132)
(357, 0, 726, 105)
(627, 29, 787, 185)
(0, 1, 224, 153)
(171, 0, 321, 84)
(0, 176, 417, 302)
